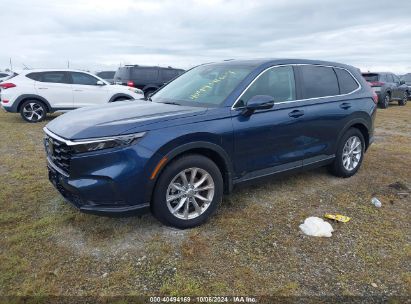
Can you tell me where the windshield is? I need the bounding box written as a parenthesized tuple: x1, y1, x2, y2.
(151, 63, 255, 106)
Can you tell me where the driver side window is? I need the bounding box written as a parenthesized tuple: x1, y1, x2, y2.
(236, 65, 296, 107)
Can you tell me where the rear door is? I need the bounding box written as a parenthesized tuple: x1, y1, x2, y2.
(392, 74, 402, 99)
(296, 65, 360, 166)
(69, 72, 110, 107)
(34, 71, 73, 109)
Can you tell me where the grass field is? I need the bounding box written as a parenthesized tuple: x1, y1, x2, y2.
(0, 103, 410, 298)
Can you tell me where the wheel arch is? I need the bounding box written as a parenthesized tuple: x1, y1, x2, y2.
(337, 118, 371, 152)
(15, 94, 52, 113)
(148, 142, 234, 203)
(108, 93, 134, 102)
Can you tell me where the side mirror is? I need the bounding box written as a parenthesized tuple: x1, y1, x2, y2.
(400, 80, 405, 85)
(242, 95, 274, 116)
(96, 80, 105, 86)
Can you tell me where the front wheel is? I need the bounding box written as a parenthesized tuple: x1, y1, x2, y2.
(328, 128, 365, 178)
(20, 100, 47, 123)
(398, 92, 407, 106)
(151, 154, 223, 229)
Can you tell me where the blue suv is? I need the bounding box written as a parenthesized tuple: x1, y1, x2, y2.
(44, 59, 377, 228)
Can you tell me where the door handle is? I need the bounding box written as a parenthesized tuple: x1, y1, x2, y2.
(37, 87, 48, 90)
(340, 102, 351, 110)
(73, 89, 83, 92)
(288, 109, 304, 118)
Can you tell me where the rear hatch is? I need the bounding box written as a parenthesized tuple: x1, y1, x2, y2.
(362, 73, 383, 92)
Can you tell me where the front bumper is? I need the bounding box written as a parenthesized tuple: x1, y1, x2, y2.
(45, 133, 161, 216)
(47, 160, 150, 216)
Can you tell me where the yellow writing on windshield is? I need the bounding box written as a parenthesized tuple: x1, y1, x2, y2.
(190, 71, 236, 100)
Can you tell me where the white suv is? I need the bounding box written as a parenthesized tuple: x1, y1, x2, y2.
(0, 69, 144, 122)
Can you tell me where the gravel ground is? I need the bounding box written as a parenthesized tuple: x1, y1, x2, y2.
(0, 103, 410, 300)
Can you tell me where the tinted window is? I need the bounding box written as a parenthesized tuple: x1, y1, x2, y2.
(238, 66, 296, 107)
(97, 71, 115, 79)
(71, 72, 99, 85)
(362, 73, 379, 82)
(114, 68, 130, 81)
(26, 72, 41, 81)
(131, 68, 159, 81)
(393, 74, 400, 83)
(38, 72, 67, 84)
(0, 73, 8, 77)
(301, 66, 339, 98)
(161, 69, 179, 81)
(386, 74, 394, 83)
(335, 68, 359, 94)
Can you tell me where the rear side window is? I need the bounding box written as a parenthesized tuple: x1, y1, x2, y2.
(0, 73, 9, 77)
(387, 74, 394, 83)
(71, 72, 99, 85)
(335, 68, 359, 94)
(131, 68, 159, 81)
(300, 65, 339, 99)
(34, 72, 68, 84)
(26, 72, 41, 81)
(114, 68, 130, 81)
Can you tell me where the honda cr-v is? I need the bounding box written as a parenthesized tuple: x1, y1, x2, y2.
(44, 59, 377, 228)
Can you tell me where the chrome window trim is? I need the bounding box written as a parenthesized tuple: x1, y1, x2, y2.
(43, 127, 145, 146)
(231, 63, 362, 110)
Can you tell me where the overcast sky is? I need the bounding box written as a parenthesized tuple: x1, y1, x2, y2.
(2, 0, 410, 73)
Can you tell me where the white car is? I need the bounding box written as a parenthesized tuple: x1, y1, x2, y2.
(0, 69, 144, 122)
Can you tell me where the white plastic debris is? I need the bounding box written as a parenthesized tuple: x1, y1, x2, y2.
(371, 197, 382, 208)
(299, 217, 334, 237)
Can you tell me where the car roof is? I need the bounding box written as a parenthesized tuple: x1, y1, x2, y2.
(121, 65, 184, 70)
(19, 69, 95, 75)
(200, 58, 359, 71)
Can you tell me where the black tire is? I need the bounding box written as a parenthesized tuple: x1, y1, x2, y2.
(380, 93, 390, 109)
(144, 89, 156, 100)
(398, 92, 407, 106)
(19, 100, 47, 123)
(151, 154, 223, 229)
(328, 128, 365, 178)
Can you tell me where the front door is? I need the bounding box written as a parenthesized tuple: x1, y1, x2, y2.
(231, 65, 306, 179)
(69, 72, 109, 107)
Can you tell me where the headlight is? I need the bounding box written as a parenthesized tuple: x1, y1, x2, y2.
(68, 132, 146, 153)
(128, 87, 143, 94)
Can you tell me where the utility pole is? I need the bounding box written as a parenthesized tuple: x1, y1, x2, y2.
(9, 58, 13, 71)
(67, 60, 70, 69)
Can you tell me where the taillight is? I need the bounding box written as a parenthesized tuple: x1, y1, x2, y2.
(369, 81, 384, 87)
(0, 83, 16, 89)
(127, 81, 134, 87)
(372, 92, 378, 104)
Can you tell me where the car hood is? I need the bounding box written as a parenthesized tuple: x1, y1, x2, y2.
(46, 101, 207, 140)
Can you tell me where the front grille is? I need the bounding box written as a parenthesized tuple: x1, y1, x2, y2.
(45, 135, 72, 173)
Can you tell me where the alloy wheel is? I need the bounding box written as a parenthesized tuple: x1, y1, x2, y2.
(166, 167, 215, 220)
(22, 102, 44, 122)
(342, 136, 362, 171)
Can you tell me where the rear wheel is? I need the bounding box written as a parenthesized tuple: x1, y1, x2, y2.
(152, 154, 223, 229)
(398, 92, 407, 106)
(380, 93, 390, 109)
(113, 96, 131, 102)
(329, 128, 365, 178)
(20, 100, 47, 123)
